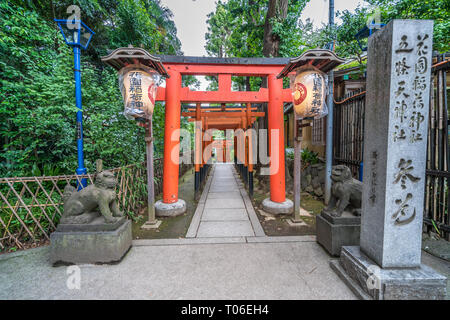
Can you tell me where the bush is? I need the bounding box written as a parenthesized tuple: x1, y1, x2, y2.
(285, 148, 319, 165)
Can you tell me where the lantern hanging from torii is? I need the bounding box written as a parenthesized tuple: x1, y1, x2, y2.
(278, 49, 346, 119)
(118, 64, 159, 120)
(101, 46, 169, 230)
(101, 46, 168, 121)
(290, 67, 327, 118)
(277, 48, 345, 224)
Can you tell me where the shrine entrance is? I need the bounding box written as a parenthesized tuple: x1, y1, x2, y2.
(154, 56, 295, 215)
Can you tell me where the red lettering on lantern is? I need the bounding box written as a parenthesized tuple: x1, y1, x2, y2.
(293, 82, 307, 105)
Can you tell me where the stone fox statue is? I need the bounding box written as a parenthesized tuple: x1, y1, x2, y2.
(323, 165, 362, 217)
(61, 170, 124, 224)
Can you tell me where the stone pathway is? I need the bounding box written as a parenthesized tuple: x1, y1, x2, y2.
(186, 163, 264, 238)
(0, 237, 357, 299)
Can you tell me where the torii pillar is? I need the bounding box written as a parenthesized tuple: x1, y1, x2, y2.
(261, 74, 293, 214)
(155, 69, 187, 217)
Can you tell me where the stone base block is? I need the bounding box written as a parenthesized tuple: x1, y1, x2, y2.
(155, 199, 186, 217)
(50, 219, 132, 265)
(261, 198, 293, 215)
(141, 219, 162, 229)
(330, 246, 447, 300)
(286, 218, 307, 227)
(316, 211, 360, 256)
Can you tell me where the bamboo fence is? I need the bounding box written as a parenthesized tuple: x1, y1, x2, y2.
(0, 153, 193, 252)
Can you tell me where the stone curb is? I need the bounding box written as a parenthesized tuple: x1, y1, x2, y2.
(246, 235, 316, 243)
(132, 235, 317, 246)
(233, 166, 265, 237)
(0, 245, 49, 262)
(185, 166, 214, 238)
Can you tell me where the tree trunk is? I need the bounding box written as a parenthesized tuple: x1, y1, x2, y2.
(262, 0, 288, 58)
(260, 0, 288, 163)
(245, 77, 251, 91)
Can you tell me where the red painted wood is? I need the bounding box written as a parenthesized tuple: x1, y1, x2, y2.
(156, 87, 292, 103)
(268, 74, 286, 203)
(182, 112, 265, 118)
(162, 69, 182, 204)
(158, 62, 290, 204)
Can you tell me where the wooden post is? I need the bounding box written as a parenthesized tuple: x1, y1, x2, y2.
(222, 139, 226, 163)
(247, 103, 254, 197)
(141, 117, 161, 229)
(194, 103, 201, 200)
(292, 114, 303, 222)
(261, 74, 293, 214)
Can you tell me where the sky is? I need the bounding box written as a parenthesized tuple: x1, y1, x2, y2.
(159, 0, 368, 57)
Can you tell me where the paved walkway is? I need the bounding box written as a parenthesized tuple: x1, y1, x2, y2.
(0, 162, 359, 299)
(0, 163, 447, 300)
(186, 163, 264, 238)
(0, 237, 357, 299)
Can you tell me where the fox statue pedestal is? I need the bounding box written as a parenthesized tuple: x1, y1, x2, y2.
(50, 171, 132, 265)
(316, 211, 360, 256)
(316, 165, 362, 256)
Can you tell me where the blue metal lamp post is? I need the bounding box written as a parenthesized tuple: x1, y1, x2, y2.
(55, 19, 94, 188)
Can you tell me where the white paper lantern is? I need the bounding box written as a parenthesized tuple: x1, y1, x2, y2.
(118, 64, 159, 120)
(291, 68, 327, 118)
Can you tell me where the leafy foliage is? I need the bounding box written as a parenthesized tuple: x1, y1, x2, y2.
(303, 0, 450, 65)
(285, 147, 319, 165)
(369, 0, 450, 53)
(206, 0, 310, 59)
(205, 0, 309, 91)
(0, 0, 183, 177)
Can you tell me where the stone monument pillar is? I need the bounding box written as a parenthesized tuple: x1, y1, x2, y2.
(331, 20, 446, 300)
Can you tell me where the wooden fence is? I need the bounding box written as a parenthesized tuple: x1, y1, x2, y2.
(333, 89, 366, 179)
(424, 57, 449, 240)
(0, 153, 193, 252)
(333, 56, 449, 239)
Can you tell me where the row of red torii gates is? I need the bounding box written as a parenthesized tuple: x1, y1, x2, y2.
(103, 48, 343, 214)
(155, 55, 293, 209)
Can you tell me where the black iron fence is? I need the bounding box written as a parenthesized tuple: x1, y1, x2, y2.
(333, 57, 449, 239)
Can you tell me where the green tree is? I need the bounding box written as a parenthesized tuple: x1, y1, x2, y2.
(305, 0, 450, 66)
(1, 0, 184, 176)
(369, 0, 450, 53)
(205, 0, 309, 90)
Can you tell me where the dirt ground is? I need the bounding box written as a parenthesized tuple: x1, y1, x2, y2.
(132, 167, 198, 239)
(250, 176, 325, 237)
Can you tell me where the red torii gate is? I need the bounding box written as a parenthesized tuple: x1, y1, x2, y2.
(102, 47, 345, 218)
(183, 102, 262, 198)
(154, 56, 294, 213)
(102, 49, 295, 215)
